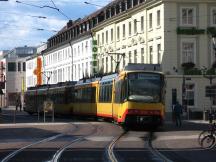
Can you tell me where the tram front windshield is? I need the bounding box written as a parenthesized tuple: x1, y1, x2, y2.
(127, 73, 162, 103)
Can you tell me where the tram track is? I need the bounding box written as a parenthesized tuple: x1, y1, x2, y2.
(1, 122, 99, 162)
(106, 130, 175, 162)
(49, 122, 99, 162)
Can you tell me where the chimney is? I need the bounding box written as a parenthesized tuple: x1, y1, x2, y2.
(67, 20, 73, 28)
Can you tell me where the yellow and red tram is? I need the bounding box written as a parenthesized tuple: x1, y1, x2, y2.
(24, 82, 76, 115)
(24, 64, 165, 126)
(75, 64, 165, 126)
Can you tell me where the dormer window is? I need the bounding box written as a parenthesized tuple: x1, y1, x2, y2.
(127, 0, 132, 9)
(111, 7, 115, 17)
(133, 0, 138, 6)
(121, 2, 126, 11)
(106, 9, 110, 19)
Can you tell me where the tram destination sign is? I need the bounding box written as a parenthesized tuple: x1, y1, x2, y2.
(205, 85, 216, 97)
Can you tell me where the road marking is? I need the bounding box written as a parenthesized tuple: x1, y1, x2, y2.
(156, 135, 198, 141)
(85, 136, 114, 141)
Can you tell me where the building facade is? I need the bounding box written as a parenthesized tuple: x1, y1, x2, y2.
(90, 0, 216, 119)
(4, 46, 36, 106)
(26, 44, 47, 88)
(30, 0, 216, 119)
(0, 51, 8, 108)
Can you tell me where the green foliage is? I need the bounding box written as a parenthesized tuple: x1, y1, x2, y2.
(181, 62, 195, 69)
(206, 68, 216, 75)
(207, 27, 216, 35)
(184, 68, 202, 75)
(177, 27, 205, 35)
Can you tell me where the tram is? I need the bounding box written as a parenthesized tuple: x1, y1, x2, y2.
(75, 64, 165, 126)
(24, 64, 165, 126)
(24, 81, 76, 115)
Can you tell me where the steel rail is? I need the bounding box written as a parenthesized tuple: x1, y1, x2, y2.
(1, 122, 77, 162)
(50, 122, 99, 162)
(106, 130, 127, 162)
(147, 135, 173, 162)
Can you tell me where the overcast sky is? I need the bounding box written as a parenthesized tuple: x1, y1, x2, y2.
(0, 0, 112, 51)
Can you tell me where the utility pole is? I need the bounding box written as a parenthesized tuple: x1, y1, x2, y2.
(106, 53, 125, 73)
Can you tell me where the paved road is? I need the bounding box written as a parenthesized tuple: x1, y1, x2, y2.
(0, 108, 215, 162)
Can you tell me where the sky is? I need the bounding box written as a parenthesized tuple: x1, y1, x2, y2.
(0, 0, 112, 51)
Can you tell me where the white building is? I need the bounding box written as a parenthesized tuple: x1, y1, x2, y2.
(3, 46, 36, 106)
(43, 20, 93, 83)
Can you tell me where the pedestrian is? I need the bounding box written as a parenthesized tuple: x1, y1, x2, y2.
(15, 98, 19, 111)
(19, 100, 22, 111)
(173, 101, 183, 127)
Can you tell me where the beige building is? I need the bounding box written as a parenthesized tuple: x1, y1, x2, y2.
(91, 0, 216, 119)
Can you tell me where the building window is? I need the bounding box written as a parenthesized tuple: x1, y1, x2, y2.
(129, 51, 132, 63)
(18, 62, 21, 71)
(8, 62, 16, 72)
(157, 44, 161, 64)
(106, 30, 108, 44)
(109, 56, 113, 72)
(184, 83, 195, 106)
(111, 28, 114, 42)
(181, 39, 196, 63)
(122, 24, 126, 38)
(141, 48, 144, 63)
(149, 13, 152, 29)
(23, 62, 26, 71)
(141, 16, 144, 31)
(149, 46, 153, 64)
(117, 26, 120, 40)
(134, 19, 137, 34)
(134, 50, 137, 63)
(58, 69, 62, 82)
(211, 8, 216, 26)
(102, 32, 104, 44)
(97, 34, 100, 45)
(181, 7, 196, 26)
(106, 57, 108, 72)
(157, 10, 161, 26)
(129, 22, 132, 36)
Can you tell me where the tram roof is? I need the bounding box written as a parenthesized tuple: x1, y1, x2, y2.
(27, 81, 76, 91)
(100, 73, 118, 82)
(124, 63, 161, 72)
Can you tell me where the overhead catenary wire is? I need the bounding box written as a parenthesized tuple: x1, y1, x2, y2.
(16, 0, 71, 20)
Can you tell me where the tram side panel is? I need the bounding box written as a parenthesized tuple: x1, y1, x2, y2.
(73, 85, 97, 118)
(97, 82, 113, 119)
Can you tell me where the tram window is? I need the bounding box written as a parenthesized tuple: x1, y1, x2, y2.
(99, 84, 112, 103)
(121, 80, 127, 102)
(115, 81, 122, 103)
(91, 87, 96, 103)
